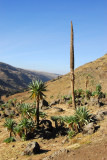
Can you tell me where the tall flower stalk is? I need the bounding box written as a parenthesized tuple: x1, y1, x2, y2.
(70, 21, 76, 109)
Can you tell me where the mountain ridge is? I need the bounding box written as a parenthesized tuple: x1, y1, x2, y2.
(0, 62, 59, 96)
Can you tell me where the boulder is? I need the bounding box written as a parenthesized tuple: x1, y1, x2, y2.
(22, 142, 40, 155)
(50, 101, 56, 107)
(40, 99, 49, 109)
(95, 112, 104, 121)
(42, 148, 69, 160)
(100, 97, 107, 105)
(4, 108, 10, 116)
(53, 107, 64, 113)
(40, 106, 51, 110)
(59, 99, 65, 104)
(91, 111, 105, 122)
(83, 122, 95, 134)
(97, 110, 107, 116)
(88, 97, 100, 107)
(61, 137, 69, 144)
(4, 108, 15, 117)
(50, 99, 60, 107)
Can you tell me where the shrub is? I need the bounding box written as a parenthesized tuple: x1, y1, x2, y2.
(74, 90, 78, 98)
(78, 89, 84, 98)
(12, 98, 17, 107)
(62, 95, 67, 100)
(58, 106, 92, 138)
(39, 111, 47, 119)
(31, 108, 47, 122)
(75, 106, 92, 130)
(4, 118, 16, 138)
(74, 89, 85, 99)
(92, 91, 96, 97)
(86, 90, 92, 99)
(95, 84, 103, 98)
(4, 137, 16, 143)
(68, 99, 72, 105)
(51, 116, 63, 129)
(20, 103, 32, 118)
(96, 84, 101, 93)
(68, 130, 76, 138)
(17, 118, 35, 140)
(62, 115, 79, 133)
(92, 84, 106, 98)
(14, 124, 23, 138)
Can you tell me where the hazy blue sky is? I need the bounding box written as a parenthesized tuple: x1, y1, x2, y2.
(0, 0, 107, 74)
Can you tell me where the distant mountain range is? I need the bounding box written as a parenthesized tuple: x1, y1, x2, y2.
(0, 62, 59, 96)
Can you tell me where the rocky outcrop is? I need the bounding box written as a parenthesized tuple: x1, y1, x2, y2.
(40, 99, 49, 109)
(53, 107, 64, 113)
(21, 142, 40, 155)
(42, 148, 69, 160)
(87, 97, 100, 107)
(50, 99, 60, 107)
(4, 108, 15, 116)
(83, 123, 95, 134)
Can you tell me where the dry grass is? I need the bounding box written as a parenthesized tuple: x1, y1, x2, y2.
(0, 54, 107, 160)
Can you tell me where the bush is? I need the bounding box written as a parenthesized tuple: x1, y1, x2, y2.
(78, 89, 84, 98)
(68, 130, 76, 138)
(96, 84, 101, 93)
(20, 103, 32, 117)
(74, 90, 78, 98)
(68, 99, 72, 105)
(4, 137, 16, 143)
(86, 90, 92, 99)
(92, 91, 96, 97)
(62, 95, 67, 100)
(74, 89, 85, 99)
(75, 106, 92, 129)
(51, 116, 64, 129)
(16, 118, 35, 140)
(4, 118, 16, 138)
(57, 106, 92, 138)
(62, 115, 79, 133)
(92, 84, 106, 98)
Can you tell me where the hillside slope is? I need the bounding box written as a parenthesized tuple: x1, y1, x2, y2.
(45, 53, 107, 101)
(0, 62, 59, 96)
(3, 54, 107, 103)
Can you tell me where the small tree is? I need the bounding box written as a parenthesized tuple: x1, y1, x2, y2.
(20, 103, 32, 119)
(18, 118, 34, 140)
(4, 118, 16, 138)
(29, 80, 46, 128)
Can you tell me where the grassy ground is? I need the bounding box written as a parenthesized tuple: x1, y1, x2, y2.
(0, 102, 107, 160)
